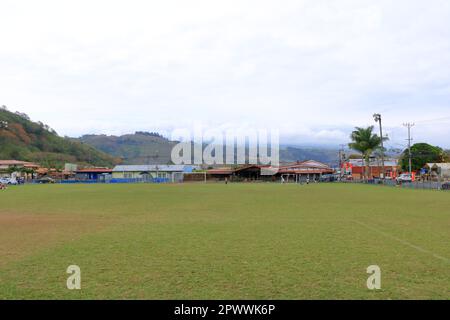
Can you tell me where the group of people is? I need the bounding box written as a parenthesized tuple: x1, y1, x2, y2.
(0, 183, 7, 190)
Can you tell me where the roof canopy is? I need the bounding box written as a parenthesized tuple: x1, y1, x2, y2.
(425, 163, 450, 169)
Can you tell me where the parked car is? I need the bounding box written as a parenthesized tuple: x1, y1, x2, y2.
(396, 173, 413, 183)
(441, 182, 450, 190)
(0, 177, 18, 185)
(37, 177, 55, 184)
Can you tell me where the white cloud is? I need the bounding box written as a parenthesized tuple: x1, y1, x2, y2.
(1, 0, 449, 147)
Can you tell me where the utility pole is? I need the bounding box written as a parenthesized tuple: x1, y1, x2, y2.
(403, 123, 415, 174)
(373, 114, 385, 181)
(339, 144, 346, 179)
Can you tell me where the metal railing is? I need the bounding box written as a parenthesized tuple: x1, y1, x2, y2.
(341, 179, 449, 191)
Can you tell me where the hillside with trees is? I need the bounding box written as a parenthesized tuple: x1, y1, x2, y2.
(78, 132, 178, 165)
(0, 106, 120, 168)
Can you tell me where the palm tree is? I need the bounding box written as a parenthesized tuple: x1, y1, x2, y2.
(348, 126, 387, 181)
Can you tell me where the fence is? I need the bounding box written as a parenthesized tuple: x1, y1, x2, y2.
(342, 179, 449, 191)
(37, 177, 172, 184)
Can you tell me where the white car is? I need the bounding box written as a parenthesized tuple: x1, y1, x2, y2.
(0, 177, 18, 185)
(396, 173, 413, 183)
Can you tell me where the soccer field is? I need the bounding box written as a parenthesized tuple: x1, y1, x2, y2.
(0, 183, 449, 300)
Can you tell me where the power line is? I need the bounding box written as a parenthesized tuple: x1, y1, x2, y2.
(415, 116, 450, 124)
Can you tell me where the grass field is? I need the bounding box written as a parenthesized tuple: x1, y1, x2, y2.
(0, 183, 449, 300)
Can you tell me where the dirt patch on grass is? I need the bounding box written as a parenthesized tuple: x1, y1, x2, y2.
(0, 213, 112, 267)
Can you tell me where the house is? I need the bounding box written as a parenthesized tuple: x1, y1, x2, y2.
(75, 168, 113, 182)
(205, 160, 334, 182)
(423, 163, 450, 180)
(343, 158, 400, 180)
(276, 160, 334, 182)
(64, 163, 78, 173)
(112, 165, 188, 182)
(36, 168, 74, 180)
(0, 160, 40, 179)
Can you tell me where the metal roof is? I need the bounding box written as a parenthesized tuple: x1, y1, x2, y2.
(206, 168, 235, 175)
(280, 160, 331, 170)
(0, 160, 39, 167)
(348, 158, 399, 167)
(112, 165, 186, 172)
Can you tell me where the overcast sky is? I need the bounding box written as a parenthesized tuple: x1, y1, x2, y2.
(1, 0, 450, 148)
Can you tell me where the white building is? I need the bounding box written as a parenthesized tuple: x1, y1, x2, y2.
(424, 163, 450, 179)
(112, 165, 191, 182)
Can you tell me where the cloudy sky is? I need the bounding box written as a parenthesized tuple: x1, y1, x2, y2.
(1, 0, 450, 148)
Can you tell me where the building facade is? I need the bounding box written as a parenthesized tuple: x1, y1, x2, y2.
(424, 163, 450, 180)
(205, 160, 334, 182)
(0, 160, 39, 179)
(75, 168, 113, 182)
(112, 165, 188, 182)
(343, 158, 400, 180)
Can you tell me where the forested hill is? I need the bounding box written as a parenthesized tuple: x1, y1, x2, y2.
(0, 107, 120, 168)
(79, 132, 177, 165)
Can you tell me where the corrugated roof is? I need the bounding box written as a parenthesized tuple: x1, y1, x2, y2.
(0, 160, 39, 167)
(278, 168, 334, 174)
(348, 159, 399, 167)
(279, 160, 331, 170)
(207, 168, 235, 175)
(113, 165, 186, 172)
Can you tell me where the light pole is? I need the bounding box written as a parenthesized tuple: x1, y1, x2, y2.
(373, 114, 385, 181)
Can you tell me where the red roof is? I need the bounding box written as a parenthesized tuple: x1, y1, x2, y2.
(278, 168, 334, 174)
(206, 168, 234, 175)
(233, 165, 271, 172)
(279, 160, 331, 170)
(0, 160, 39, 167)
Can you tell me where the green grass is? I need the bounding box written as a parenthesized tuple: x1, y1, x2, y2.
(0, 183, 449, 299)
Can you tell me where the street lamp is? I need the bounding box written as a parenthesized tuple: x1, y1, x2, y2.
(373, 114, 386, 181)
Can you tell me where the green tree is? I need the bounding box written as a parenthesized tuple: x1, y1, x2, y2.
(400, 143, 446, 172)
(348, 126, 387, 180)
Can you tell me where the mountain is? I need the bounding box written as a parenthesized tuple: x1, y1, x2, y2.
(279, 146, 339, 166)
(79, 132, 177, 165)
(0, 107, 120, 168)
(79, 132, 341, 166)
